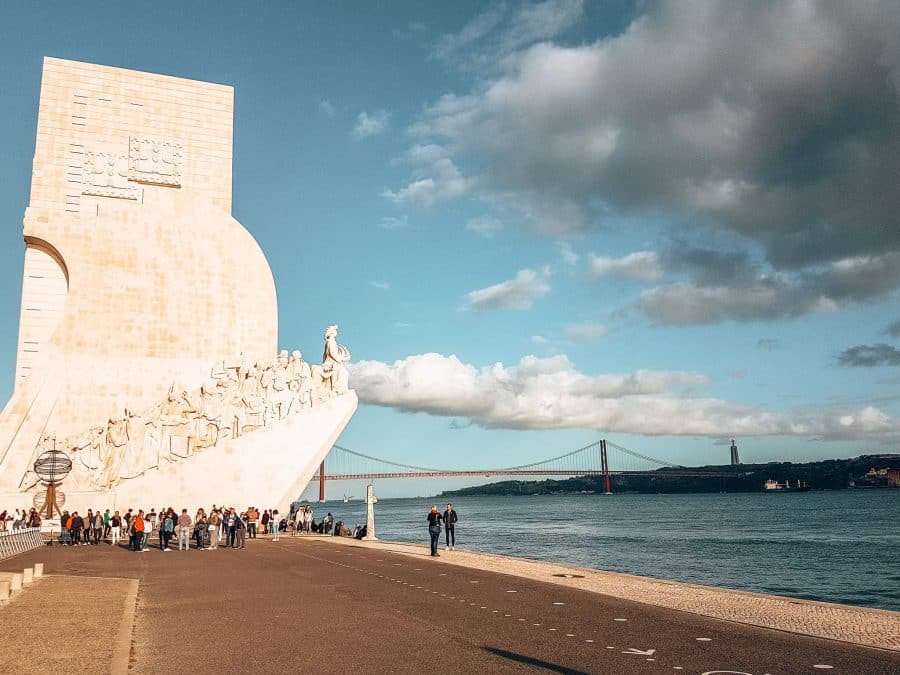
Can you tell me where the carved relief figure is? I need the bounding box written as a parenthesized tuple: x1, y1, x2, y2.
(32, 331, 353, 491)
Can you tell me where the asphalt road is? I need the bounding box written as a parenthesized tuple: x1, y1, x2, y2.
(3, 537, 898, 674)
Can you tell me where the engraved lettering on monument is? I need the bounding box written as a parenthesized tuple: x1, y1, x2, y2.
(82, 150, 138, 199)
(128, 136, 182, 186)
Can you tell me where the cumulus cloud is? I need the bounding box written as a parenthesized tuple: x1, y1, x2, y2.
(382, 157, 474, 207)
(349, 353, 897, 438)
(638, 253, 900, 325)
(401, 2, 900, 270)
(589, 251, 663, 282)
(564, 321, 607, 342)
(837, 344, 900, 367)
(465, 268, 550, 311)
(352, 109, 391, 139)
(466, 216, 503, 239)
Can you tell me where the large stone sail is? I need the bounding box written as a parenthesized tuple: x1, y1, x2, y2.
(0, 58, 357, 514)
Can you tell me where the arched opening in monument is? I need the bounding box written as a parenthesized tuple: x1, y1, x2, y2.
(15, 237, 69, 387)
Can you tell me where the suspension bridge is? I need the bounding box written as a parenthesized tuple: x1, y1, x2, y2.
(310, 439, 738, 500)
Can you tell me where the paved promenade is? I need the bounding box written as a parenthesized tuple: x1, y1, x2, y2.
(1, 536, 898, 674)
(326, 537, 900, 652)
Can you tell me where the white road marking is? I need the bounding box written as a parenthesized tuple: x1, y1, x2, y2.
(533, 623, 541, 626)
(673, 668, 683, 671)
(553, 602, 565, 605)
(585, 639, 593, 643)
(614, 618, 627, 622)
(813, 667, 834, 670)
(622, 649, 656, 656)
(695, 637, 712, 641)
(566, 633, 575, 637)
(506, 590, 517, 593)
(549, 628, 557, 632)
(605, 646, 615, 650)
(504, 614, 512, 617)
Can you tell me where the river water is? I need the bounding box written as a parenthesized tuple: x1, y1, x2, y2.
(315, 490, 900, 611)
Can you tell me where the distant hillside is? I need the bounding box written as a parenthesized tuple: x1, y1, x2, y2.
(438, 454, 900, 497)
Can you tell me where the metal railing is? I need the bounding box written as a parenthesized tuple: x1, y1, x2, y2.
(0, 528, 44, 561)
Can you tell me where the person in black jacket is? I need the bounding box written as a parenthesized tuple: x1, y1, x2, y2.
(442, 503, 458, 550)
(426, 505, 442, 557)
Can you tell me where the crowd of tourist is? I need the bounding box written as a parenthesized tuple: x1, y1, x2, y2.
(31, 501, 364, 550)
(0, 508, 42, 530)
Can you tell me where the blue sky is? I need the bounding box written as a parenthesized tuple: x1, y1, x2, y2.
(1, 2, 899, 497)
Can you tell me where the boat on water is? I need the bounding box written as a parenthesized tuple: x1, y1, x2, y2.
(764, 479, 810, 493)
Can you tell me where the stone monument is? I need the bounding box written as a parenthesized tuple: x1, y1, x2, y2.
(0, 58, 357, 514)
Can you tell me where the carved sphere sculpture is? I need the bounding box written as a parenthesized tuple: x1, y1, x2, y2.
(33, 450, 72, 484)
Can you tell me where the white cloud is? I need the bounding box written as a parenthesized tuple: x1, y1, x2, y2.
(465, 268, 550, 311)
(349, 353, 898, 438)
(638, 252, 900, 325)
(318, 98, 335, 117)
(382, 157, 475, 207)
(404, 2, 900, 270)
(564, 321, 607, 342)
(558, 242, 580, 266)
(368, 280, 391, 290)
(589, 251, 663, 281)
(378, 215, 410, 230)
(531, 335, 550, 346)
(352, 109, 391, 139)
(434, 0, 584, 70)
(466, 216, 503, 239)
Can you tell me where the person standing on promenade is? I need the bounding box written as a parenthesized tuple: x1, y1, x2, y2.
(142, 511, 154, 551)
(247, 506, 258, 539)
(177, 509, 192, 551)
(110, 511, 121, 546)
(234, 512, 247, 548)
(162, 511, 175, 551)
(261, 509, 270, 535)
(443, 503, 458, 551)
(225, 508, 238, 548)
(427, 506, 442, 557)
(102, 509, 111, 539)
(59, 510, 70, 545)
(93, 510, 104, 544)
(271, 509, 280, 541)
(207, 509, 220, 550)
(131, 511, 145, 552)
(85, 509, 95, 544)
(71, 511, 84, 546)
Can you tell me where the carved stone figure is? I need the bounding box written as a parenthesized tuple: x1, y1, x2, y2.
(311, 325, 352, 399)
